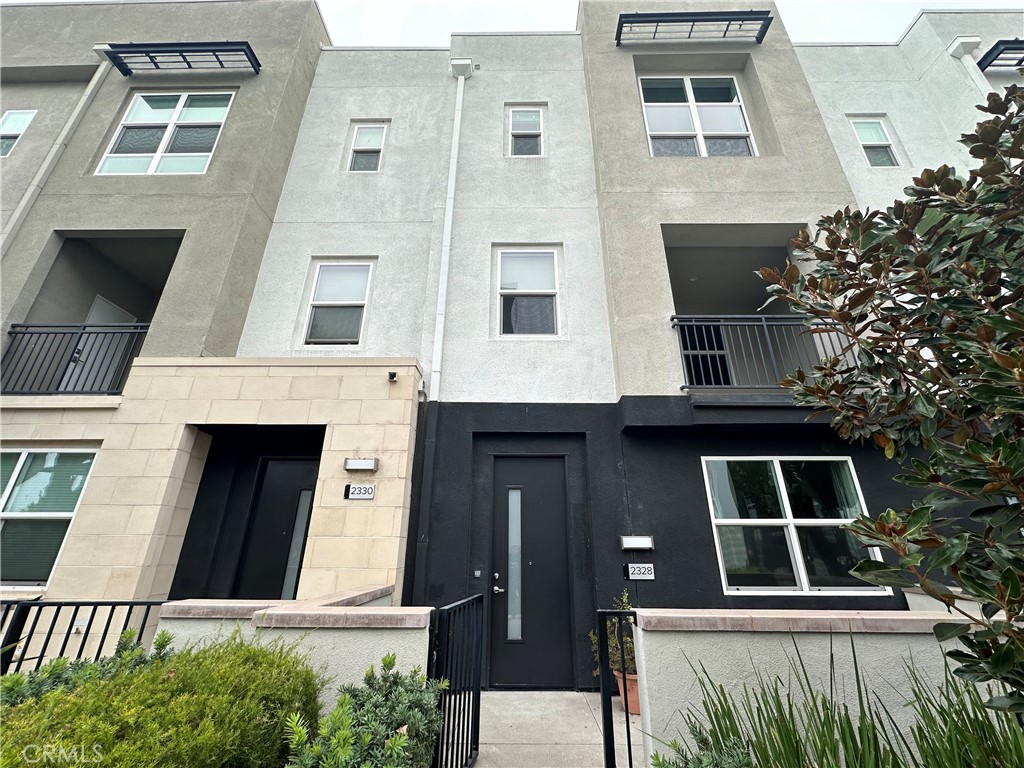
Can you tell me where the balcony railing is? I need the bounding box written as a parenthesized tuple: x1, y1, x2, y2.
(1, 323, 149, 395)
(671, 315, 850, 389)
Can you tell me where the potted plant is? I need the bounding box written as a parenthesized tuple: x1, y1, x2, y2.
(589, 589, 640, 715)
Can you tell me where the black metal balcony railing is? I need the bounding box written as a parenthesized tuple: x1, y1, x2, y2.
(1, 323, 149, 395)
(671, 315, 850, 389)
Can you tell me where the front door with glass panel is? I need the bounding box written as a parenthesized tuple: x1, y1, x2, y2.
(489, 457, 573, 688)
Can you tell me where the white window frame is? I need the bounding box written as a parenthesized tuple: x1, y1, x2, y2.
(850, 117, 900, 167)
(302, 261, 373, 346)
(701, 456, 890, 596)
(348, 123, 388, 173)
(0, 110, 37, 158)
(638, 75, 757, 158)
(496, 248, 560, 338)
(508, 107, 544, 158)
(0, 449, 96, 590)
(96, 91, 235, 176)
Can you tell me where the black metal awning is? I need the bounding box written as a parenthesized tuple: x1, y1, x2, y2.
(977, 39, 1024, 72)
(102, 41, 261, 77)
(616, 10, 773, 47)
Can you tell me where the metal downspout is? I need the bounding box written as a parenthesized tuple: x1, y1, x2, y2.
(412, 58, 471, 604)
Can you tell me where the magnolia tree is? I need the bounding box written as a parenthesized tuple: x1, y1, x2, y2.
(760, 83, 1024, 713)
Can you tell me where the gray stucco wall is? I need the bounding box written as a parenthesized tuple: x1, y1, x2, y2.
(797, 11, 1022, 213)
(237, 48, 452, 363)
(440, 33, 615, 403)
(578, 0, 856, 398)
(0, 0, 328, 357)
(239, 34, 616, 404)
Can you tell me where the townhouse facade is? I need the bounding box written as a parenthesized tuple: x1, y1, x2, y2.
(1, 0, 1020, 690)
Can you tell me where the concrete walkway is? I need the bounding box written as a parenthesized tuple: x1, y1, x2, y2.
(475, 690, 645, 767)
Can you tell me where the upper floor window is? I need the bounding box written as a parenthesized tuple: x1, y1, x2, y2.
(498, 250, 558, 336)
(97, 92, 233, 175)
(851, 118, 899, 167)
(1, 451, 95, 586)
(702, 457, 884, 594)
(349, 124, 387, 172)
(640, 76, 754, 157)
(0, 110, 37, 157)
(509, 108, 543, 156)
(304, 262, 372, 345)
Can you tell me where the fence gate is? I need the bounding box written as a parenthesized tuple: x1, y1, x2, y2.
(428, 594, 484, 768)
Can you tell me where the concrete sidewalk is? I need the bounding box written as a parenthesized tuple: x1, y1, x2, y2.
(475, 690, 644, 767)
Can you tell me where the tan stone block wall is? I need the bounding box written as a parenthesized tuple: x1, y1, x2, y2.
(0, 358, 421, 606)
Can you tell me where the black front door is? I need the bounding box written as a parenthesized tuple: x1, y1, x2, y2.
(233, 459, 319, 599)
(489, 457, 573, 688)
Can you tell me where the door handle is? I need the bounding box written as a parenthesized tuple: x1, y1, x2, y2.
(493, 586, 505, 594)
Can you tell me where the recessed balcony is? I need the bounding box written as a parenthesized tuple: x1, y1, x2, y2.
(671, 314, 847, 389)
(1, 323, 149, 395)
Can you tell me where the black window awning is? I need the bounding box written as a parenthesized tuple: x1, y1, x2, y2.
(977, 39, 1024, 72)
(616, 10, 773, 47)
(101, 41, 261, 77)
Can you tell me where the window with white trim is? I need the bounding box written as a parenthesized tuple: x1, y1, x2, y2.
(640, 76, 754, 157)
(509, 107, 543, 156)
(702, 457, 884, 594)
(498, 250, 558, 336)
(0, 451, 95, 586)
(851, 118, 899, 167)
(97, 92, 233, 175)
(0, 111, 37, 157)
(349, 124, 387, 172)
(304, 263, 372, 344)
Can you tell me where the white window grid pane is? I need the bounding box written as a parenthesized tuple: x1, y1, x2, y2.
(702, 457, 884, 594)
(0, 110, 37, 156)
(851, 119, 899, 166)
(97, 92, 233, 176)
(305, 263, 372, 344)
(640, 76, 755, 158)
(509, 109, 543, 156)
(0, 450, 95, 587)
(497, 251, 558, 336)
(350, 124, 387, 172)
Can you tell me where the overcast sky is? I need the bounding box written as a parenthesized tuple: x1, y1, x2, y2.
(0, 0, 1021, 45)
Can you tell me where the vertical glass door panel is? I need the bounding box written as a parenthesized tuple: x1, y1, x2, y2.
(507, 488, 523, 641)
(281, 488, 313, 599)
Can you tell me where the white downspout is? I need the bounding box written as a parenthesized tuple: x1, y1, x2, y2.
(429, 57, 472, 401)
(946, 36, 992, 97)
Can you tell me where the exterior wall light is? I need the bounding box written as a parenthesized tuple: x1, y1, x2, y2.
(344, 458, 379, 472)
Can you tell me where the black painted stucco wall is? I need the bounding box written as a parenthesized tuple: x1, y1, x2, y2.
(405, 399, 914, 687)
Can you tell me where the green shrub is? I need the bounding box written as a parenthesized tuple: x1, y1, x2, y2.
(285, 652, 446, 768)
(652, 641, 1024, 768)
(0, 628, 174, 708)
(1, 633, 322, 768)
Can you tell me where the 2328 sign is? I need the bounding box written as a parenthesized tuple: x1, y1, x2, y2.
(625, 563, 655, 580)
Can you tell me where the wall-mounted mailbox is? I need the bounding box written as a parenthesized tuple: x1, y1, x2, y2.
(344, 457, 379, 472)
(620, 535, 654, 550)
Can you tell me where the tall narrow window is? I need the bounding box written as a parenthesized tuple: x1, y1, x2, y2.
(509, 108, 542, 156)
(498, 251, 557, 336)
(851, 118, 899, 167)
(0, 111, 36, 157)
(349, 124, 386, 172)
(0, 451, 95, 586)
(703, 457, 882, 594)
(97, 93, 233, 175)
(640, 76, 754, 157)
(304, 263, 372, 345)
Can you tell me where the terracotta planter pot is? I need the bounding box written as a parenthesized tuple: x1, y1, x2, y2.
(612, 670, 641, 715)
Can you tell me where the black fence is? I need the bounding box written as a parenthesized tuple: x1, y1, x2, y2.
(597, 608, 638, 768)
(671, 315, 851, 388)
(428, 594, 484, 768)
(0, 600, 163, 675)
(1, 323, 149, 395)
